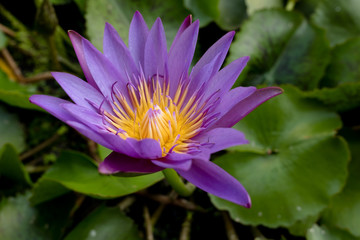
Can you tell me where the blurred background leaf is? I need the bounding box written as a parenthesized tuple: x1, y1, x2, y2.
(312, 0, 360, 47)
(0, 105, 25, 152)
(228, 9, 330, 90)
(85, 0, 189, 49)
(64, 205, 141, 240)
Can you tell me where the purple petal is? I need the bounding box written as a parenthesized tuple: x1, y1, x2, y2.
(103, 23, 139, 78)
(82, 38, 129, 100)
(151, 158, 192, 171)
(177, 159, 251, 207)
(190, 31, 235, 80)
(93, 132, 143, 159)
(194, 128, 248, 154)
(165, 150, 210, 162)
(29, 95, 76, 122)
(202, 56, 249, 102)
(211, 86, 256, 122)
(99, 151, 163, 174)
(144, 18, 167, 78)
(62, 103, 105, 130)
(186, 52, 223, 100)
(66, 121, 117, 151)
(129, 11, 149, 69)
(170, 15, 192, 53)
(126, 138, 163, 159)
(168, 20, 199, 97)
(51, 72, 105, 110)
(68, 31, 97, 89)
(212, 87, 284, 128)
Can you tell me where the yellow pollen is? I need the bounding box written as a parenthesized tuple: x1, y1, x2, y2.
(104, 78, 204, 156)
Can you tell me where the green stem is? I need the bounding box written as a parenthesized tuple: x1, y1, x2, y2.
(162, 169, 195, 197)
(285, 0, 298, 11)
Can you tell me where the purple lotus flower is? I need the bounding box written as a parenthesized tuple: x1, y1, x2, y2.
(30, 11, 282, 207)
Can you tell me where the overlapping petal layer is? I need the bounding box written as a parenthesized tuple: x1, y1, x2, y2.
(30, 11, 282, 207)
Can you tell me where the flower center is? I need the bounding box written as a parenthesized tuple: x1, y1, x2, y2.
(104, 76, 205, 155)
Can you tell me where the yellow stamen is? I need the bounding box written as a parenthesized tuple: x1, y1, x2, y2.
(104, 77, 204, 156)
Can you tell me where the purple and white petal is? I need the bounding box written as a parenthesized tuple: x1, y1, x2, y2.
(177, 159, 251, 207)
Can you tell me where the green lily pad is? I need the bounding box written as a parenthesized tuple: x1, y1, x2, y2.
(245, 0, 282, 16)
(0, 105, 26, 152)
(321, 37, 360, 87)
(85, 0, 189, 49)
(0, 69, 41, 110)
(39, 150, 163, 198)
(183, 0, 218, 27)
(210, 86, 349, 228)
(294, 0, 319, 18)
(321, 131, 360, 237)
(214, 0, 247, 30)
(288, 214, 320, 237)
(305, 83, 360, 112)
(227, 9, 330, 90)
(305, 38, 360, 112)
(145, 0, 247, 30)
(0, 144, 32, 186)
(306, 224, 360, 240)
(98, 144, 112, 160)
(64, 205, 141, 240)
(311, 0, 360, 47)
(0, 192, 75, 240)
(30, 180, 70, 205)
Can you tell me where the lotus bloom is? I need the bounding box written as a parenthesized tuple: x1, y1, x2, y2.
(30, 11, 282, 207)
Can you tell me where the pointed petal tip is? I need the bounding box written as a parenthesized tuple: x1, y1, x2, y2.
(224, 31, 235, 40)
(67, 30, 81, 38)
(182, 14, 193, 25)
(98, 161, 112, 174)
(242, 55, 250, 62)
(154, 17, 163, 26)
(29, 95, 38, 104)
(29, 94, 49, 105)
(98, 160, 119, 175)
(131, 11, 147, 26)
(245, 195, 252, 208)
(260, 86, 284, 96)
(104, 22, 111, 29)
